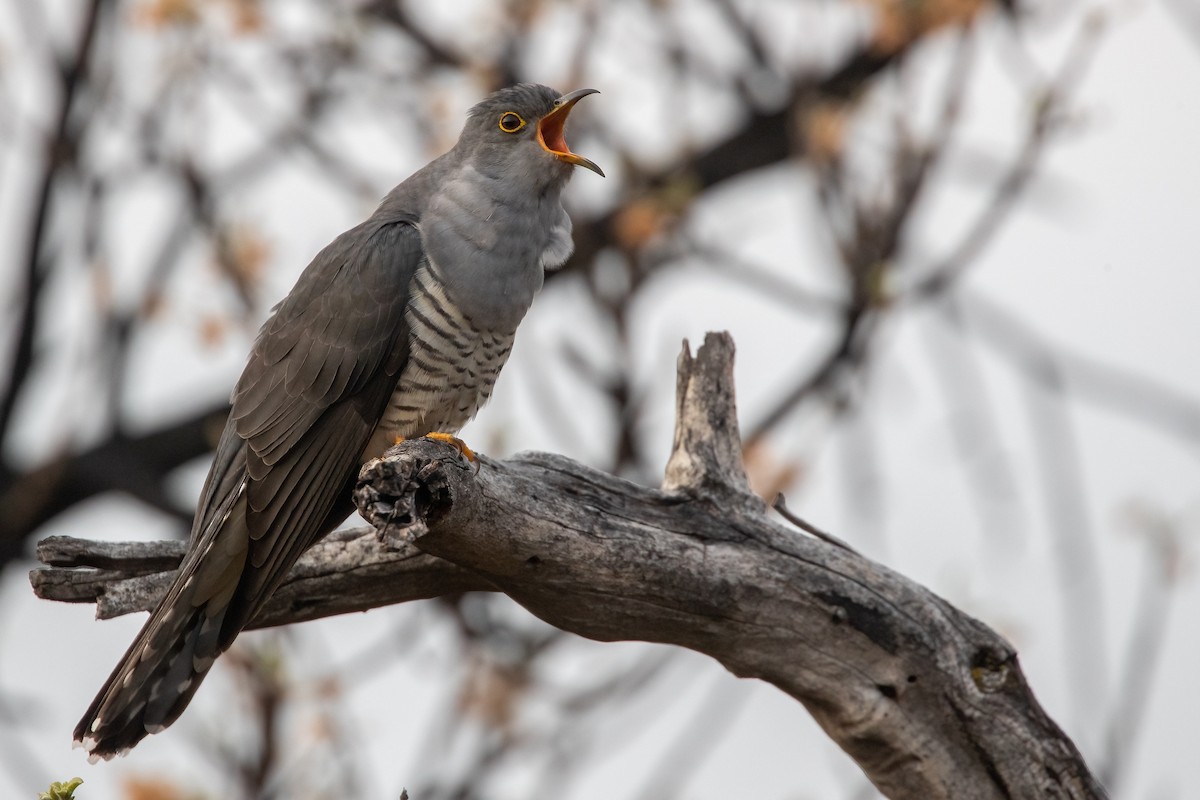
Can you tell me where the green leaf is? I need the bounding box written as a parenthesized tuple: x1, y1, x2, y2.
(38, 777, 83, 800)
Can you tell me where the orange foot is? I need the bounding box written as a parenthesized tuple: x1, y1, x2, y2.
(422, 432, 478, 469)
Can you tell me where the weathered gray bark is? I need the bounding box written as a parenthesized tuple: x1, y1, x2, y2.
(32, 332, 1105, 799)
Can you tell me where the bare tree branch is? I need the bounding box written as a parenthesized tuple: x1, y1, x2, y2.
(1098, 505, 1181, 795)
(32, 524, 487, 629)
(0, 0, 105, 457)
(33, 333, 1105, 799)
(905, 9, 1108, 301)
(0, 403, 231, 557)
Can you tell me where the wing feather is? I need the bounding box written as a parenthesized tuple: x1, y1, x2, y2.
(214, 216, 422, 629)
(75, 211, 426, 759)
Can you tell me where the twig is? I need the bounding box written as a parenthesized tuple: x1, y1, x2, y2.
(0, 0, 104, 458)
(957, 291, 1200, 455)
(905, 11, 1108, 301)
(1018, 351, 1107, 736)
(742, 303, 875, 447)
(1099, 507, 1182, 794)
(688, 239, 845, 316)
(925, 297, 1028, 554)
(632, 673, 748, 800)
(773, 492, 859, 554)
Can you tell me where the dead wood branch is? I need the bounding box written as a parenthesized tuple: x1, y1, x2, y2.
(32, 332, 1105, 799)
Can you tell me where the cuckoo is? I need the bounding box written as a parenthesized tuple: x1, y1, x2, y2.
(75, 84, 602, 759)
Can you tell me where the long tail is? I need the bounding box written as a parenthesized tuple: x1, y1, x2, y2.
(74, 499, 250, 760)
(75, 379, 370, 757)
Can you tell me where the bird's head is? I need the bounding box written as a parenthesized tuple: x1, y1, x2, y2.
(459, 83, 604, 188)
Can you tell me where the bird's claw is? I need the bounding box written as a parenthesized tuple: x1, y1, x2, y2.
(421, 432, 480, 473)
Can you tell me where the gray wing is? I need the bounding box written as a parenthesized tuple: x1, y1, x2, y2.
(74, 216, 423, 757)
(219, 215, 421, 625)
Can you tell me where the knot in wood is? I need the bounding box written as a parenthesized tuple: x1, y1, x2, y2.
(970, 645, 1014, 694)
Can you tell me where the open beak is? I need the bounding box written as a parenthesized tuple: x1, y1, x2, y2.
(537, 88, 604, 177)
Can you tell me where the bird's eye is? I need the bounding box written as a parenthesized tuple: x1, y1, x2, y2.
(498, 112, 526, 134)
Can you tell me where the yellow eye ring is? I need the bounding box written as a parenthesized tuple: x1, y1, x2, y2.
(498, 111, 526, 134)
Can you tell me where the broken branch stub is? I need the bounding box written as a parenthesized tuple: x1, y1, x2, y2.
(662, 332, 753, 497)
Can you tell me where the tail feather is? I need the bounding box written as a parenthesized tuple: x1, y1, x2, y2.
(74, 506, 249, 759)
(74, 401, 362, 757)
(73, 597, 228, 760)
(143, 610, 211, 731)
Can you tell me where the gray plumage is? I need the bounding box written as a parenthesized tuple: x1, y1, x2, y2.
(75, 83, 601, 759)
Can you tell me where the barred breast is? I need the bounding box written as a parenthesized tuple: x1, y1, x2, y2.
(363, 262, 515, 461)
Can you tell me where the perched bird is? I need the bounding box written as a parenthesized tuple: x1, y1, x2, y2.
(75, 84, 603, 759)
